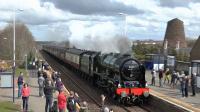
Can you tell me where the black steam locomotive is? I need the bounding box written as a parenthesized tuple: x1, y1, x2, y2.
(43, 45, 149, 104)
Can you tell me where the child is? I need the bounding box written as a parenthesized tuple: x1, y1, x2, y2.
(22, 83, 30, 112)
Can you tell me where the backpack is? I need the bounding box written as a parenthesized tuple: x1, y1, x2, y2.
(67, 97, 76, 111)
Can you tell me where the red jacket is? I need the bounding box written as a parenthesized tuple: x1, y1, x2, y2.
(22, 87, 30, 97)
(58, 92, 66, 109)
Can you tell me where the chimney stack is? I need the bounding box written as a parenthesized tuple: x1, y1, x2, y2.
(163, 18, 187, 49)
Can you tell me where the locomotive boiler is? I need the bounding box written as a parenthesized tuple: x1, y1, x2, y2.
(43, 45, 149, 105)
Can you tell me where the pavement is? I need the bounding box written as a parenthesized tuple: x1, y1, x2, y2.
(28, 70, 46, 112)
(146, 70, 200, 110)
(0, 70, 57, 112)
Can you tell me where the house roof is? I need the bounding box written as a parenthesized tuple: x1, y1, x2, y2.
(190, 36, 200, 60)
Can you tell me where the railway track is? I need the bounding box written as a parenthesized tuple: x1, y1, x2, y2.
(41, 51, 149, 112)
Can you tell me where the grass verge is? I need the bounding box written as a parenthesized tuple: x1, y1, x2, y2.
(15, 68, 28, 77)
(0, 101, 21, 112)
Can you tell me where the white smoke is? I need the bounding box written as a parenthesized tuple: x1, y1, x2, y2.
(46, 23, 71, 42)
(68, 21, 132, 54)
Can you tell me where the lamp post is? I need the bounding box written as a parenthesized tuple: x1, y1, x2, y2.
(12, 8, 24, 103)
(164, 40, 168, 71)
(25, 54, 27, 72)
(119, 13, 127, 37)
(12, 8, 16, 103)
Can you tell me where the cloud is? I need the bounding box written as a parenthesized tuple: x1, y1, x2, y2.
(0, 0, 70, 25)
(158, 0, 200, 8)
(45, 0, 143, 16)
(158, 0, 191, 7)
(1, 0, 200, 42)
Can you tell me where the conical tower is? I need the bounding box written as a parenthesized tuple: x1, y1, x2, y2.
(163, 18, 187, 49)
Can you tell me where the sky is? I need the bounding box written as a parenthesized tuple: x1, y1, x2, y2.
(0, 0, 200, 41)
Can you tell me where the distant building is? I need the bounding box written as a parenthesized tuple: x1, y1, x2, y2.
(190, 36, 200, 61)
(163, 18, 187, 49)
(133, 40, 163, 46)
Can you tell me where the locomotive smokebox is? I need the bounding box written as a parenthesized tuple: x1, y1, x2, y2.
(163, 18, 187, 49)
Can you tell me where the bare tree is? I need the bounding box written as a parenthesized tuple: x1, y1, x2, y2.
(0, 22, 36, 66)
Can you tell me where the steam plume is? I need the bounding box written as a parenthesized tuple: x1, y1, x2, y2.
(68, 21, 132, 54)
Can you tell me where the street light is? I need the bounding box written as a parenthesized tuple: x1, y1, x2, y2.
(176, 41, 180, 54)
(163, 40, 168, 71)
(119, 13, 127, 37)
(25, 54, 27, 72)
(12, 8, 24, 103)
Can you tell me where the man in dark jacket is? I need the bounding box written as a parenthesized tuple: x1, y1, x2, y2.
(159, 69, 163, 87)
(170, 71, 177, 88)
(191, 73, 197, 96)
(44, 79, 55, 112)
(184, 75, 189, 97)
(17, 72, 24, 97)
(55, 78, 63, 92)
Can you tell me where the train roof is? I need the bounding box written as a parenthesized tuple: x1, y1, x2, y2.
(44, 45, 100, 55)
(66, 48, 86, 55)
(67, 48, 99, 55)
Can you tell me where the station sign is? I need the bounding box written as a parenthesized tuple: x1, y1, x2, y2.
(0, 72, 12, 88)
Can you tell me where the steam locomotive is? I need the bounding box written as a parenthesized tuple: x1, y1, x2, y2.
(43, 45, 149, 104)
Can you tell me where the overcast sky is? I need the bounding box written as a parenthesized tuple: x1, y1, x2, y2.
(0, 0, 200, 41)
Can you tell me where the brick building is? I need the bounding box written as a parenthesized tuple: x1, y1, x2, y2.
(163, 18, 187, 49)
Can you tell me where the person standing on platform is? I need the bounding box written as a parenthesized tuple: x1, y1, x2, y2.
(175, 71, 180, 85)
(179, 71, 185, 97)
(22, 83, 30, 112)
(151, 69, 156, 86)
(38, 74, 45, 97)
(191, 73, 197, 96)
(159, 69, 164, 87)
(74, 92, 80, 104)
(55, 78, 63, 92)
(164, 68, 170, 85)
(67, 91, 77, 112)
(101, 94, 106, 110)
(57, 88, 66, 112)
(37, 68, 42, 78)
(170, 71, 177, 88)
(44, 79, 55, 112)
(17, 72, 24, 98)
(184, 75, 189, 97)
(79, 101, 88, 112)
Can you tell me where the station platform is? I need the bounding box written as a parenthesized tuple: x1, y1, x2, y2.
(146, 70, 200, 111)
(0, 69, 72, 112)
